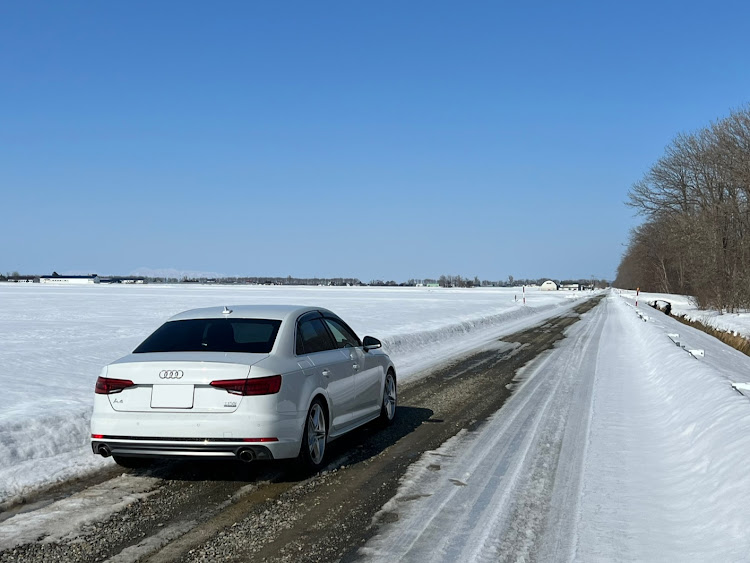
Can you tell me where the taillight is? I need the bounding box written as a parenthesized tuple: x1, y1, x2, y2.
(210, 375, 282, 396)
(95, 376, 135, 394)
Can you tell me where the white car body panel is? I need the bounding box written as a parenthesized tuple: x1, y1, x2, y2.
(90, 305, 396, 464)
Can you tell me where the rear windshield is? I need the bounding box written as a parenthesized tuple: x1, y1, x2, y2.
(133, 318, 282, 354)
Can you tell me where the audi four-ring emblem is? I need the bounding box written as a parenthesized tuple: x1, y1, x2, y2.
(159, 370, 184, 379)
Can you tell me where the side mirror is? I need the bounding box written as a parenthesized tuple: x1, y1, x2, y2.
(363, 336, 382, 351)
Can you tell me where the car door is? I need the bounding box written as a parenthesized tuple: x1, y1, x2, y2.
(322, 315, 382, 423)
(296, 313, 355, 432)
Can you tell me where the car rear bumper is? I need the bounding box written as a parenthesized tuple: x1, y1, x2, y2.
(91, 436, 279, 461)
(90, 407, 305, 461)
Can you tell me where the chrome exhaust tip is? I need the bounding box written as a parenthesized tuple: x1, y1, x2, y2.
(237, 448, 255, 463)
(97, 444, 112, 458)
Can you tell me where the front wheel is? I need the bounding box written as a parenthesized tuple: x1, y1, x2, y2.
(299, 398, 328, 472)
(379, 371, 397, 426)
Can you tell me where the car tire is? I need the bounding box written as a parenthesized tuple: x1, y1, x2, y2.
(299, 398, 328, 472)
(379, 370, 397, 426)
(112, 455, 152, 469)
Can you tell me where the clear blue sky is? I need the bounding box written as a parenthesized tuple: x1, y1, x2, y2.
(2, 1, 749, 282)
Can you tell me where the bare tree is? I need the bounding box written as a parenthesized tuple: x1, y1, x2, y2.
(619, 106, 750, 311)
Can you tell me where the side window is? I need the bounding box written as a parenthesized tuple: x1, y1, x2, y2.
(296, 318, 335, 355)
(323, 318, 361, 349)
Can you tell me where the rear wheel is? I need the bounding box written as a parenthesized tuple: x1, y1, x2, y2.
(112, 455, 152, 469)
(379, 371, 397, 425)
(299, 398, 328, 472)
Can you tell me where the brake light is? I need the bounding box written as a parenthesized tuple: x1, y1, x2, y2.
(95, 376, 135, 394)
(210, 375, 282, 396)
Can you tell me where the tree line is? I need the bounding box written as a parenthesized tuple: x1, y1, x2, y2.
(2, 271, 607, 288)
(615, 106, 750, 311)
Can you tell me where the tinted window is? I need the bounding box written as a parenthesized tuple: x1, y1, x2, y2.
(133, 319, 281, 354)
(323, 318, 361, 348)
(296, 318, 335, 355)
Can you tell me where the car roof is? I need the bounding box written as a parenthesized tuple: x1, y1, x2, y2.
(167, 304, 332, 322)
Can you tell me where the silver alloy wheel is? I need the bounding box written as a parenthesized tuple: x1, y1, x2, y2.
(384, 373, 397, 420)
(307, 402, 326, 465)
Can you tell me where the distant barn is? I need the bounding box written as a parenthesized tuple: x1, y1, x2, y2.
(540, 280, 559, 291)
(40, 274, 100, 285)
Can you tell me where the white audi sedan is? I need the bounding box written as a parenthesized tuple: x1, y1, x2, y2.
(90, 305, 397, 471)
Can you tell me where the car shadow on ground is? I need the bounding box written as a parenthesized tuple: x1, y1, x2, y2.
(135, 405, 433, 484)
(317, 405, 434, 473)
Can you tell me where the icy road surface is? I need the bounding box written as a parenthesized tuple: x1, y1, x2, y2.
(361, 293, 750, 562)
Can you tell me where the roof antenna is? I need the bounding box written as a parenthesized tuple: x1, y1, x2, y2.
(222, 306, 232, 315)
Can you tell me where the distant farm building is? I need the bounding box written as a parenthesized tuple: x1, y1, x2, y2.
(540, 280, 559, 291)
(99, 277, 145, 284)
(40, 274, 100, 285)
(560, 282, 583, 291)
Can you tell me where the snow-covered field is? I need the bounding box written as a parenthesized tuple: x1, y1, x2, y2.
(619, 288, 750, 339)
(0, 283, 586, 506)
(360, 293, 750, 562)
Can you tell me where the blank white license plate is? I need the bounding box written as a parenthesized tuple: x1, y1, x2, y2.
(151, 385, 195, 409)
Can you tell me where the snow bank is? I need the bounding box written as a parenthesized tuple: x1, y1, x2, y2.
(618, 288, 750, 340)
(0, 283, 589, 505)
(380, 297, 583, 375)
(576, 296, 750, 561)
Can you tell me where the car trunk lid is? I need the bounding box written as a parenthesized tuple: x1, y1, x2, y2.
(105, 352, 268, 413)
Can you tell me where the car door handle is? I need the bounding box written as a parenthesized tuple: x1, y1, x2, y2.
(322, 369, 331, 378)
(352, 364, 359, 370)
